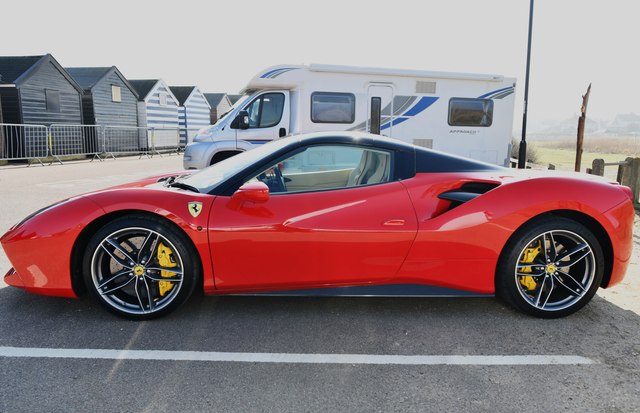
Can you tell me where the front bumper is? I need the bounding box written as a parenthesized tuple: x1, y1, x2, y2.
(183, 141, 214, 169)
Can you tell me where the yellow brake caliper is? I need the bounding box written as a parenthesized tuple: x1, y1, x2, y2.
(157, 242, 177, 296)
(519, 240, 541, 291)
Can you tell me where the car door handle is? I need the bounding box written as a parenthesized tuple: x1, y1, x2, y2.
(383, 219, 405, 226)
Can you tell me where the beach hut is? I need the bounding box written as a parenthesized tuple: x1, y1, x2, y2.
(0, 54, 83, 158)
(204, 93, 232, 124)
(170, 86, 211, 144)
(129, 79, 180, 149)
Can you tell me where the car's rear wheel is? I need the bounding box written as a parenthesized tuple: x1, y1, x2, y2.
(496, 216, 604, 318)
(83, 216, 200, 320)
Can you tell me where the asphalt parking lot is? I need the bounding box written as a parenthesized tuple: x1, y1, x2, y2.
(0, 156, 639, 412)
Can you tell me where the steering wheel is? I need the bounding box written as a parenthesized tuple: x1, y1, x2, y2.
(272, 164, 287, 193)
(258, 165, 286, 193)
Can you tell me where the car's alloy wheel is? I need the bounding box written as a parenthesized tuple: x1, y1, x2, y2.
(84, 217, 199, 319)
(496, 217, 603, 318)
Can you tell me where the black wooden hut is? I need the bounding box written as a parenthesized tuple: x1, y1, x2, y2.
(0, 54, 83, 158)
(0, 54, 83, 125)
(66, 66, 139, 127)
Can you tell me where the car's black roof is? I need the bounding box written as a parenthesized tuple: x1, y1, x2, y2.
(282, 132, 503, 173)
(210, 132, 501, 196)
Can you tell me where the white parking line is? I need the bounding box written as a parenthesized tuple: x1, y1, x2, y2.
(0, 347, 595, 365)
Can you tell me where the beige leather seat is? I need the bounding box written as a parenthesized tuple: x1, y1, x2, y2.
(347, 151, 389, 186)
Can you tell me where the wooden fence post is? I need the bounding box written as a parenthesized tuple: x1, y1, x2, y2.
(619, 157, 640, 206)
(591, 158, 605, 176)
(629, 158, 640, 206)
(575, 84, 591, 172)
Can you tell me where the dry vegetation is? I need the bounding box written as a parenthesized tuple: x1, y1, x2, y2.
(535, 136, 640, 156)
(525, 135, 639, 179)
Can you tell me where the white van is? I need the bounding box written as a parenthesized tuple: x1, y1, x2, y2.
(183, 64, 516, 169)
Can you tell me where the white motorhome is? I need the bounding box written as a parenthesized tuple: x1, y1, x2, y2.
(183, 64, 516, 169)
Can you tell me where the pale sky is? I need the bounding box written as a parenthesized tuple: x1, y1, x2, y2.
(2, 0, 638, 130)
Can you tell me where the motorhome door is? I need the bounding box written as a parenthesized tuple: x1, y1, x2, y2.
(367, 85, 394, 138)
(236, 91, 290, 143)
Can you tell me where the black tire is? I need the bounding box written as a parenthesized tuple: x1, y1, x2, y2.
(496, 216, 604, 318)
(82, 215, 201, 320)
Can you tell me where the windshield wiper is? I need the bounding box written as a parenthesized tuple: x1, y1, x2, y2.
(168, 181, 200, 193)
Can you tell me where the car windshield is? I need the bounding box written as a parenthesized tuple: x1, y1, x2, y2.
(179, 137, 298, 193)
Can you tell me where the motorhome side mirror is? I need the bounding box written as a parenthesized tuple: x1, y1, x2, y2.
(232, 181, 269, 203)
(230, 110, 250, 130)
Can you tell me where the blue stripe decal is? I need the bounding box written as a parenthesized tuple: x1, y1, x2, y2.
(380, 96, 439, 130)
(479, 86, 513, 99)
(380, 117, 409, 131)
(243, 284, 491, 297)
(403, 96, 439, 117)
(260, 67, 296, 78)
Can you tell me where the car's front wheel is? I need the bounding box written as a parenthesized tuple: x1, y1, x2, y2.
(496, 216, 604, 318)
(83, 216, 200, 320)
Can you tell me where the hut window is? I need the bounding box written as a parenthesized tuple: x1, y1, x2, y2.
(45, 89, 60, 113)
(159, 93, 168, 106)
(112, 85, 122, 102)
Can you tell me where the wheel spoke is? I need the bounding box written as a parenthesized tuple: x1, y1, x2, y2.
(557, 243, 589, 263)
(134, 277, 146, 313)
(516, 263, 545, 271)
(104, 238, 136, 266)
(145, 267, 183, 276)
(97, 269, 131, 289)
(554, 270, 585, 296)
(141, 276, 155, 312)
(548, 232, 558, 261)
(517, 270, 545, 277)
(144, 273, 183, 283)
(100, 275, 135, 295)
(560, 250, 591, 268)
(137, 231, 159, 263)
(534, 275, 554, 309)
(542, 233, 551, 263)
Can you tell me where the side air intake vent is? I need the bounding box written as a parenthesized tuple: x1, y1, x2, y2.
(438, 181, 500, 212)
(416, 81, 436, 94)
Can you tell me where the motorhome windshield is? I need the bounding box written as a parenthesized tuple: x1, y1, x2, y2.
(216, 95, 249, 124)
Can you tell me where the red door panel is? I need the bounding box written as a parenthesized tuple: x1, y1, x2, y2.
(208, 182, 418, 291)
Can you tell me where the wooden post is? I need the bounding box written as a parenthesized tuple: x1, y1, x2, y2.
(591, 158, 605, 176)
(0, 94, 5, 159)
(629, 158, 640, 206)
(575, 84, 591, 172)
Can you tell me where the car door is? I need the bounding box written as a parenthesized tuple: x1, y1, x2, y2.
(208, 144, 418, 291)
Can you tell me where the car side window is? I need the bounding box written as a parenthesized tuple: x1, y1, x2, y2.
(247, 145, 392, 194)
(245, 93, 285, 128)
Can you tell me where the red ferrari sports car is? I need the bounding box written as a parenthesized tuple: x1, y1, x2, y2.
(1, 132, 635, 319)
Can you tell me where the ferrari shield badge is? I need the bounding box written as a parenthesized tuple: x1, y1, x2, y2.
(188, 201, 203, 218)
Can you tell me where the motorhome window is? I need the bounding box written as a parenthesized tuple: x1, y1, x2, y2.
(311, 92, 355, 124)
(448, 98, 493, 127)
(245, 93, 285, 128)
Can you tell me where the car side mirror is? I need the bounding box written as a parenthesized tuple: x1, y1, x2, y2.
(230, 110, 250, 130)
(232, 181, 269, 203)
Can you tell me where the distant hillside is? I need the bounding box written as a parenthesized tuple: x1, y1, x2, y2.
(529, 113, 640, 139)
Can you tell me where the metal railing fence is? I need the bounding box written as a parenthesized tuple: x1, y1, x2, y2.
(0, 124, 49, 163)
(0, 123, 202, 164)
(103, 125, 147, 157)
(49, 124, 103, 163)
